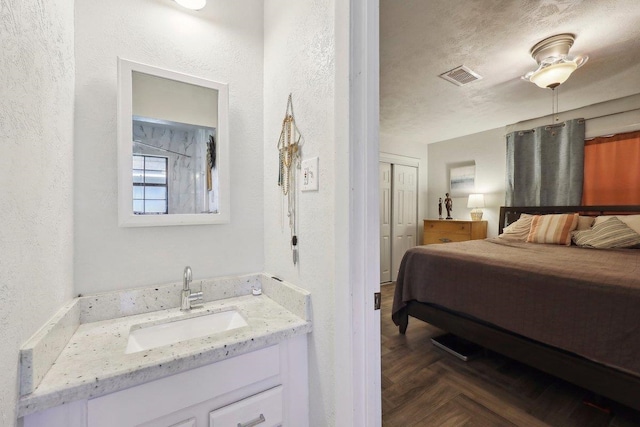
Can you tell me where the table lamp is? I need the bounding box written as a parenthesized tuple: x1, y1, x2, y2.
(467, 194, 485, 221)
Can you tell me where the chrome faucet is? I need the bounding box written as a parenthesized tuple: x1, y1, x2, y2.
(181, 266, 203, 311)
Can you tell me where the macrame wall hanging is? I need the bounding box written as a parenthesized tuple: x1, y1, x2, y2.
(206, 134, 216, 191)
(277, 94, 303, 264)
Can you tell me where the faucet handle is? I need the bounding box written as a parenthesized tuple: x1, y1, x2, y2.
(189, 291, 203, 307)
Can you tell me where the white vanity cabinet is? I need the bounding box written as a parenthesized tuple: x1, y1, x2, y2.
(23, 336, 307, 427)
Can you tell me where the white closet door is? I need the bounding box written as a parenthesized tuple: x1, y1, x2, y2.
(379, 162, 392, 283)
(391, 164, 417, 281)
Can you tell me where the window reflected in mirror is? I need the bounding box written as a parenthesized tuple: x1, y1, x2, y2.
(133, 154, 168, 214)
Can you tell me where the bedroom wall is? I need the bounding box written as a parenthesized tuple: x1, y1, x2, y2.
(427, 93, 640, 238)
(74, 0, 265, 293)
(0, 0, 75, 424)
(427, 128, 506, 237)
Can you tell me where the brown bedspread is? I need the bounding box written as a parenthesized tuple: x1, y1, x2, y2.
(392, 238, 640, 376)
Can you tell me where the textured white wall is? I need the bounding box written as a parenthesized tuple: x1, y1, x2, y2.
(0, 0, 75, 424)
(263, 0, 338, 424)
(74, 0, 264, 293)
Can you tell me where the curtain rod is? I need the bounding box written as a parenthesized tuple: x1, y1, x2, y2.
(133, 140, 192, 158)
(506, 106, 640, 136)
(583, 106, 640, 121)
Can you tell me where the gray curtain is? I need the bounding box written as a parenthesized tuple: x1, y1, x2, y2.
(506, 118, 585, 206)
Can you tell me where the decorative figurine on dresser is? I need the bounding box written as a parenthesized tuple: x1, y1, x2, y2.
(425, 193, 486, 244)
(444, 193, 453, 219)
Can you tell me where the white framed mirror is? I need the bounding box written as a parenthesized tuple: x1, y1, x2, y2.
(117, 58, 229, 227)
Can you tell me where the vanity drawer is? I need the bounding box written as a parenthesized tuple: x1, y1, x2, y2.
(209, 385, 282, 427)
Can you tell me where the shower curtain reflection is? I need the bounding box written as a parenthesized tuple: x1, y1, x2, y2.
(132, 116, 217, 214)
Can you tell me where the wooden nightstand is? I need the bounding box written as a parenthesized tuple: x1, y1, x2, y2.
(423, 219, 487, 244)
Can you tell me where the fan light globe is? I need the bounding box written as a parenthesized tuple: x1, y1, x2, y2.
(529, 62, 578, 89)
(175, 0, 206, 10)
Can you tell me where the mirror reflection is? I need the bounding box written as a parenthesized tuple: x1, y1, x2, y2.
(117, 58, 229, 227)
(131, 71, 219, 215)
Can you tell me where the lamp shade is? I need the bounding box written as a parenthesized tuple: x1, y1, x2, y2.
(529, 62, 577, 89)
(175, 0, 206, 10)
(467, 194, 485, 208)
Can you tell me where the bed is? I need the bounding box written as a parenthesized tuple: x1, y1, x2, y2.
(392, 205, 640, 411)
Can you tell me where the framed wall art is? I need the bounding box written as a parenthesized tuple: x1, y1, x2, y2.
(449, 164, 475, 197)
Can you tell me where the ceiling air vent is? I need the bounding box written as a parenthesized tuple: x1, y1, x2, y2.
(439, 65, 482, 86)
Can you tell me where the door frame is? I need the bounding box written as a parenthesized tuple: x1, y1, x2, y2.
(335, 0, 381, 426)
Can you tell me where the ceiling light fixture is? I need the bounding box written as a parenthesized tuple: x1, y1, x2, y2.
(522, 34, 588, 89)
(174, 0, 206, 10)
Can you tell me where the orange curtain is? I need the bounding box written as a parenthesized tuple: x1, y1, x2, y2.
(582, 130, 640, 205)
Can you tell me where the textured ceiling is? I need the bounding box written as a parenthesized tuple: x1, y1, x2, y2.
(380, 0, 640, 145)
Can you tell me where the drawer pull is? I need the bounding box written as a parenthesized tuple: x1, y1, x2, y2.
(238, 413, 266, 427)
(439, 238, 452, 243)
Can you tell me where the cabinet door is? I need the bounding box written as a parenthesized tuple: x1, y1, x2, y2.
(209, 386, 282, 427)
(391, 164, 418, 280)
(379, 162, 392, 283)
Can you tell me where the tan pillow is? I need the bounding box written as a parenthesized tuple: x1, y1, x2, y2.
(527, 213, 579, 246)
(593, 215, 640, 234)
(573, 216, 640, 249)
(499, 213, 533, 242)
(576, 215, 595, 231)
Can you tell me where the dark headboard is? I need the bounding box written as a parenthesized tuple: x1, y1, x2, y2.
(498, 205, 640, 234)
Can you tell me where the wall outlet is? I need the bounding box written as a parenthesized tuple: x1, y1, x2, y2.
(301, 157, 319, 191)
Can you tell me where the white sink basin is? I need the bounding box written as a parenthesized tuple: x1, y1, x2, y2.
(125, 310, 248, 354)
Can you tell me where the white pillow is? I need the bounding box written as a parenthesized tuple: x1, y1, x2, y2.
(576, 215, 595, 231)
(498, 214, 533, 242)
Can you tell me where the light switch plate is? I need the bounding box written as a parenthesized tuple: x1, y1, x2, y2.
(301, 157, 319, 191)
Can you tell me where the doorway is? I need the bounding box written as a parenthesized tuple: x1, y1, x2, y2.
(379, 156, 419, 283)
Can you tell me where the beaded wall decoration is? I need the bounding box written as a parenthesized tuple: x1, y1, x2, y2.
(206, 134, 216, 191)
(277, 94, 303, 264)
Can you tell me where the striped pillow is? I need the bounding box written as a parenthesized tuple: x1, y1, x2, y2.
(593, 215, 640, 234)
(572, 216, 640, 249)
(526, 213, 579, 246)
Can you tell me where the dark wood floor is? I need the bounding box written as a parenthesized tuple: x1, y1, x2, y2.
(380, 283, 640, 427)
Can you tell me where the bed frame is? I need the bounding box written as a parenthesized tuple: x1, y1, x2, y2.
(397, 205, 640, 411)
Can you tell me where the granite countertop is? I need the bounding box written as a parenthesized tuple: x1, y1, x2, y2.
(18, 274, 312, 417)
